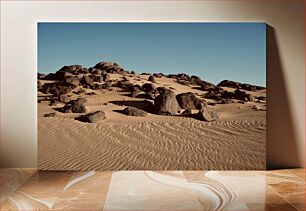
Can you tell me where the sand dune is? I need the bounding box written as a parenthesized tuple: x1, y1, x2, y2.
(38, 73, 266, 170)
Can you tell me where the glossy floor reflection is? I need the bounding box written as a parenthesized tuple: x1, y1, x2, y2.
(0, 169, 304, 210)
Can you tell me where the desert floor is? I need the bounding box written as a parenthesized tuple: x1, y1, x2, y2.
(38, 74, 266, 170)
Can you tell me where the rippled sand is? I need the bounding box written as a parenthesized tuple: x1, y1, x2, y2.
(38, 74, 266, 170)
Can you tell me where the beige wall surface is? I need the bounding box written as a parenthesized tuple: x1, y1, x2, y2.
(1, 1, 304, 168)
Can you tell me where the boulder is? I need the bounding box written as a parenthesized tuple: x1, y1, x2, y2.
(122, 106, 148, 117)
(256, 96, 267, 101)
(90, 74, 103, 83)
(200, 81, 216, 91)
(92, 69, 103, 75)
(105, 81, 112, 89)
(64, 76, 80, 86)
(153, 73, 164, 78)
(148, 75, 156, 83)
(41, 83, 75, 97)
(76, 111, 106, 123)
(217, 80, 266, 91)
(131, 71, 136, 74)
(59, 98, 87, 113)
(234, 89, 254, 102)
(37, 81, 43, 89)
(58, 65, 82, 73)
(103, 74, 111, 82)
(37, 73, 46, 79)
(44, 112, 56, 117)
(141, 83, 156, 94)
(81, 75, 95, 87)
(176, 92, 206, 110)
(154, 89, 181, 115)
(177, 80, 190, 86)
(197, 106, 219, 122)
(182, 109, 192, 115)
(59, 94, 70, 103)
(190, 75, 203, 86)
(131, 86, 142, 98)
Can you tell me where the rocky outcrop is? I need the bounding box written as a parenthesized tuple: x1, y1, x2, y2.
(154, 89, 181, 115)
(94, 62, 125, 74)
(59, 98, 87, 113)
(141, 83, 157, 99)
(217, 80, 265, 91)
(176, 92, 206, 110)
(44, 112, 56, 117)
(204, 88, 254, 103)
(197, 106, 219, 122)
(130, 86, 142, 98)
(148, 75, 156, 83)
(41, 83, 75, 97)
(81, 75, 95, 87)
(122, 107, 148, 117)
(75, 111, 106, 123)
(64, 76, 80, 86)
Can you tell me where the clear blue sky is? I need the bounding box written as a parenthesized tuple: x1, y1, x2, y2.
(38, 23, 266, 86)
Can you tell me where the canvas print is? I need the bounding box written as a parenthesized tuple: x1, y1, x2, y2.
(37, 23, 266, 170)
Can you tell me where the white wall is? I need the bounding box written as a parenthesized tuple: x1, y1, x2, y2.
(1, 0, 304, 168)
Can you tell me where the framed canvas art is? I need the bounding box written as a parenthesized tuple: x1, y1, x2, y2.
(37, 23, 266, 170)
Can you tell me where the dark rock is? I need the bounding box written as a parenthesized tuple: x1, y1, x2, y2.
(93, 84, 104, 90)
(177, 80, 190, 86)
(153, 73, 164, 78)
(256, 96, 267, 101)
(190, 75, 203, 86)
(141, 72, 151, 75)
(59, 98, 87, 113)
(37, 81, 43, 89)
(156, 86, 170, 94)
(103, 74, 111, 82)
(176, 92, 206, 110)
(200, 81, 216, 91)
(197, 106, 219, 122)
(41, 83, 75, 97)
(86, 92, 96, 95)
(141, 83, 156, 94)
(122, 106, 148, 117)
(220, 98, 234, 104)
(148, 75, 156, 83)
(217, 80, 240, 88)
(131, 86, 142, 98)
(75, 111, 106, 123)
(154, 89, 181, 115)
(234, 89, 254, 102)
(44, 71, 74, 81)
(58, 65, 83, 73)
(182, 109, 192, 115)
(167, 74, 177, 79)
(44, 112, 56, 117)
(90, 74, 103, 83)
(105, 81, 112, 89)
(177, 73, 191, 81)
(81, 75, 95, 87)
(93, 69, 103, 75)
(94, 62, 122, 74)
(131, 71, 136, 74)
(217, 80, 266, 91)
(64, 76, 80, 86)
(59, 94, 70, 103)
(37, 73, 46, 79)
(49, 100, 60, 106)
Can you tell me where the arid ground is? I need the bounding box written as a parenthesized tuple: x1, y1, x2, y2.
(38, 62, 266, 170)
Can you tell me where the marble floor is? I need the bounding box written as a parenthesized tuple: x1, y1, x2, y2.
(0, 169, 304, 211)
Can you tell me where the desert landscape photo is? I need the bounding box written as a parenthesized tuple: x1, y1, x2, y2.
(37, 23, 266, 170)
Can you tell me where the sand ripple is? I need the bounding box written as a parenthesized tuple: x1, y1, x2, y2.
(38, 117, 266, 170)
